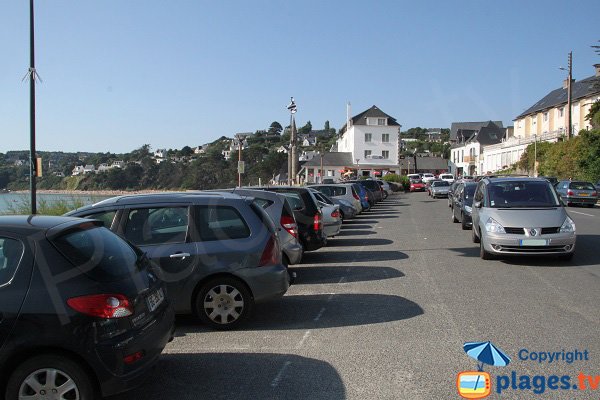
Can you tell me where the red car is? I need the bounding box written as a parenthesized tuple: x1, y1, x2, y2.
(410, 179, 426, 192)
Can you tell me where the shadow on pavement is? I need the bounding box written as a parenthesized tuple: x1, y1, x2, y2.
(448, 246, 480, 258)
(176, 294, 423, 333)
(291, 265, 404, 284)
(303, 250, 408, 264)
(336, 229, 377, 236)
(327, 238, 394, 247)
(340, 224, 373, 230)
(342, 219, 378, 224)
(108, 353, 345, 400)
(357, 215, 399, 219)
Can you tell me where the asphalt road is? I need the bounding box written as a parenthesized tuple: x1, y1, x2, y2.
(111, 193, 600, 400)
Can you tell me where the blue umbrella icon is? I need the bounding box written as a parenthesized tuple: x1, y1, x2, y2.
(464, 341, 511, 371)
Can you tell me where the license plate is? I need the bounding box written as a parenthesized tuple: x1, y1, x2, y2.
(579, 193, 589, 196)
(146, 288, 165, 312)
(519, 239, 548, 246)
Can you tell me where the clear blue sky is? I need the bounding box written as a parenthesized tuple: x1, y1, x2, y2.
(1, 0, 599, 153)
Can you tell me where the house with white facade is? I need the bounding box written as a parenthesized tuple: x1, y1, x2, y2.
(71, 166, 85, 176)
(450, 121, 505, 176)
(97, 163, 111, 173)
(514, 64, 600, 139)
(336, 105, 402, 177)
(111, 161, 125, 169)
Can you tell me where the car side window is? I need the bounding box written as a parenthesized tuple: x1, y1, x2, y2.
(83, 210, 117, 228)
(124, 207, 189, 246)
(195, 206, 251, 241)
(474, 183, 484, 203)
(0, 237, 24, 287)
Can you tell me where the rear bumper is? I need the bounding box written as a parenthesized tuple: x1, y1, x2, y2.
(323, 220, 342, 237)
(564, 196, 597, 205)
(301, 231, 327, 251)
(235, 264, 289, 303)
(97, 304, 176, 397)
(482, 232, 576, 256)
(283, 241, 303, 265)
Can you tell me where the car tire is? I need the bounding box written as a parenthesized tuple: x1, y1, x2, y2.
(480, 236, 494, 260)
(6, 354, 96, 400)
(452, 211, 459, 223)
(195, 277, 253, 330)
(472, 226, 480, 243)
(461, 213, 469, 230)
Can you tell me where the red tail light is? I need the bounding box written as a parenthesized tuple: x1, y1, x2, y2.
(592, 191, 597, 197)
(331, 210, 340, 219)
(280, 215, 298, 238)
(567, 190, 574, 196)
(123, 351, 145, 365)
(352, 191, 359, 200)
(313, 212, 322, 232)
(67, 294, 133, 319)
(259, 234, 281, 266)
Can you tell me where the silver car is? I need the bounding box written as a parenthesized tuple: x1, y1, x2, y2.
(471, 177, 576, 260)
(309, 184, 364, 212)
(309, 189, 342, 237)
(429, 180, 451, 198)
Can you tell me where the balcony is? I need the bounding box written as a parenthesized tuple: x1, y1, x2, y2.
(463, 155, 478, 164)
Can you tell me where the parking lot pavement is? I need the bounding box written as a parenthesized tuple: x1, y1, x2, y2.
(111, 193, 600, 400)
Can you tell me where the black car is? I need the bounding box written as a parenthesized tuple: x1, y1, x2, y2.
(451, 182, 477, 230)
(347, 180, 384, 203)
(0, 216, 175, 399)
(255, 187, 327, 251)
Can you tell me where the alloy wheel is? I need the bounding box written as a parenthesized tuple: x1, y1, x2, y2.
(19, 368, 80, 400)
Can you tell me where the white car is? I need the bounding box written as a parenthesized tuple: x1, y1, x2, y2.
(422, 173, 436, 183)
(439, 173, 455, 184)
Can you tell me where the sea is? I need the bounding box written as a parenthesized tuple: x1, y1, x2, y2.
(0, 192, 113, 215)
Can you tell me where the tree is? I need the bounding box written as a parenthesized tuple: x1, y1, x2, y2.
(585, 100, 600, 130)
(180, 146, 194, 157)
(268, 121, 283, 135)
(324, 121, 330, 131)
(298, 121, 312, 135)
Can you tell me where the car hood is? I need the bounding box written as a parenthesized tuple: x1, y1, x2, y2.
(432, 187, 450, 192)
(486, 207, 568, 228)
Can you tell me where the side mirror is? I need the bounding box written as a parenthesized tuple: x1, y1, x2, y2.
(473, 201, 482, 209)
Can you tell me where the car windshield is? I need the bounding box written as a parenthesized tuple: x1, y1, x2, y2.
(411, 179, 423, 184)
(488, 181, 560, 208)
(432, 181, 449, 187)
(569, 182, 595, 190)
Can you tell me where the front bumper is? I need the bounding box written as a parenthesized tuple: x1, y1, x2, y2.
(482, 231, 576, 256)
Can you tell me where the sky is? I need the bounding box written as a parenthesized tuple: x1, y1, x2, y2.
(1, 0, 599, 153)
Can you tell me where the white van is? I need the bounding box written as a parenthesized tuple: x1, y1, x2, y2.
(439, 173, 455, 184)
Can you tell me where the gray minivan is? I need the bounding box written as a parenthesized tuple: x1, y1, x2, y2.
(66, 192, 289, 329)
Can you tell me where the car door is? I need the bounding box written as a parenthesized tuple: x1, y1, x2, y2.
(453, 185, 464, 220)
(0, 234, 33, 350)
(121, 206, 197, 302)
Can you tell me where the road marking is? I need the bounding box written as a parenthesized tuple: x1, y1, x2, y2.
(570, 211, 595, 217)
(270, 361, 292, 388)
(338, 276, 346, 284)
(296, 330, 311, 349)
(314, 307, 326, 321)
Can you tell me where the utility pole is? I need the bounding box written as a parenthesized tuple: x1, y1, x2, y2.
(566, 51, 573, 139)
(287, 97, 297, 185)
(29, 0, 38, 214)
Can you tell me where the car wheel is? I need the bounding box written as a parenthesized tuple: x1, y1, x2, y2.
(479, 235, 494, 260)
(461, 213, 469, 230)
(6, 354, 95, 400)
(452, 210, 459, 223)
(472, 226, 480, 243)
(195, 277, 253, 330)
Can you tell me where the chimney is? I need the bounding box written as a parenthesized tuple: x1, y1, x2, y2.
(562, 78, 576, 89)
(595, 64, 600, 77)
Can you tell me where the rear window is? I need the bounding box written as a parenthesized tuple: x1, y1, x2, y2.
(195, 206, 251, 241)
(432, 181, 450, 187)
(316, 186, 347, 197)
(52, 225, 138, 282)
(0, 237, 24, 286)
(252, 198, 274, 209)
(278, 192, 305, 210)
(569, 182, 595, 191)
(83, 210, 117, 228)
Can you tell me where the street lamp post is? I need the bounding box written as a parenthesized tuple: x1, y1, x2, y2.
(533, 134, 537, 177)
(234, 134, 246, 187)
(287, 97, 297, 185)
(560, 52, 573, 139)
(28, 0, 38, 214)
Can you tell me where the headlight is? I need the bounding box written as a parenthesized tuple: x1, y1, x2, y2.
(485, 217, 506, 234)
(464, 205, 472, 214)
(560, 216, 576, 233)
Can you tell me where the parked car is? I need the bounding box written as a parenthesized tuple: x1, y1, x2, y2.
(439, 173, 455, 184)
(309, 184, 363, 213)
(409, 178, 426, 192)
(349, 180, 385, 203)
(230, 188, 303, 265)
(471, 177, 576, 260)
(555, 180, 598, 207)
(351, 183, 373, 211)
(332, 198, 359, 220)
(309, 189, 343, 237)
(376, 180, 393, 196)
(426, 179, 441, 196)
(451, 182, 477, 229)
(0, 216, 175, 399)
(422, 173, 436, 183)
(539, 176, 558, 186)
(448, 180, 463, 207)
(407, 173, 421, 181)
(67, 192, 289, 329)
(254, 187, 328, 251)
(429, 180, 451, 198)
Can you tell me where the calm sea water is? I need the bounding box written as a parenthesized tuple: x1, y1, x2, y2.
(0, 193, 113, 215)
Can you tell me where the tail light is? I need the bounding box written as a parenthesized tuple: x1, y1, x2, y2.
(280, 215, 298, 238)
(259, 234, 281, 266)
(567, 190, 574, 196)
(352, 191, 360, 200)
(592, 191, 597, 196)
(331, 210, 340, 219)
(123, 351, 145, 365)
(313, 212, 322, 232)
(67, 294, 133, 319)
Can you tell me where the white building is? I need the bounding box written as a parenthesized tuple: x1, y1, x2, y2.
(336, 105, 401, 176)
(450, 121, 505, 176)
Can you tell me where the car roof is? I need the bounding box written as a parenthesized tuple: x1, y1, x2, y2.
(483, 177, 549, 184)
(0, 215, 97, 234)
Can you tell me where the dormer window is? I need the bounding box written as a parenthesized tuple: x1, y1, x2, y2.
(367, 117, 387, 126)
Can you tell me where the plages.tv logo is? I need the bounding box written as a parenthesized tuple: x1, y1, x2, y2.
(457, 341, 511, 399)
